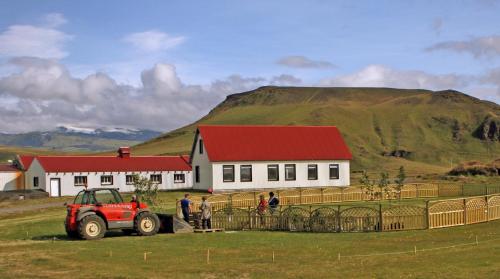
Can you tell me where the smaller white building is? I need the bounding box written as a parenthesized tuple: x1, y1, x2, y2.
(0, 164, 23, 191)
(23, 147, 192, 197)
(190, 125, 352, 192)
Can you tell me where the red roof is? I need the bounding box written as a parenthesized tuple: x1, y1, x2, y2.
(34, 155, 191, 173)
(196, 125, 352, 162)
(18, 155, 35, 170)
(0, 164, 20, 172)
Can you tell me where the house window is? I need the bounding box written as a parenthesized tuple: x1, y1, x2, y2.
(150, 174, 162, 184)
(285, 164, 296, 181)
(240, 165, 252, 182)
(74, 176, 87, 187)
(223, 165, 235, 182)
(174, 173, 185, 183)
(195, 166, 200, 183)
(329, 164, 340, 179)
(199, 139, 204, 154)
(100, 175, 113, 185)
(308, 164, 318, 180)
(267, 165, 279, 181)
(33, 177, 39, 187)
(126, 175, 135, 185)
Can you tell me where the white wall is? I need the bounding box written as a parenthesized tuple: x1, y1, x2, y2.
(191, 133, 213, 191)
(24, 159, 46, 192)
(45, 170, 193, 196)
(211, 160, 350, 191)
(0, 171, 22, 191)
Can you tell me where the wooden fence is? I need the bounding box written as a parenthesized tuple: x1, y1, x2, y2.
(208, 204, 427, 232)
(197, 193, 500, 233)
(179, 182, 479, 214)
(427, 194, 500, 229)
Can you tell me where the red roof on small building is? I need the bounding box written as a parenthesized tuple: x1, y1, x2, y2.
(195, 125, 352, 162)
(18, 155, 35, 170)
(34, 154, 191, 173)
(0, 164, 20, 172)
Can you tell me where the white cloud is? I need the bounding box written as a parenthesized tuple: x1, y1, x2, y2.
(43, 13, 67, 28)
(426, 35, 500, 58)
(319, 64, 469, 90)
(123, 30, 185, 52)
(0, 57, 301, 133)
(0, 14, 72, 59)
(277, 55, 335, 69)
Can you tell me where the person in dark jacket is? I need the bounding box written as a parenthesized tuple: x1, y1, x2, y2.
(180, 193, 192, 223)
(268, 192, 279, 214)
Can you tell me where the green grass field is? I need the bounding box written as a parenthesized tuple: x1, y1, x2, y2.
(1, 187, 500, 279)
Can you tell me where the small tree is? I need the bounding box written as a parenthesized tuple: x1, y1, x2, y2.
(359, 171, 375, 200)
(132, 174, 159, 205)
(394, 166, 406, 200)
(378, 172, 390, 200)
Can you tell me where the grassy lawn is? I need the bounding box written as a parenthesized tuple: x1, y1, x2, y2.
(1, 199, 500, 278)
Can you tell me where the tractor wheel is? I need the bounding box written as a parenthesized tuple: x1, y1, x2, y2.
(78, 215, 106, 240)
(135, 212, 160, 236)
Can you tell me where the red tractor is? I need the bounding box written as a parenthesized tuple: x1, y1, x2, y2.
(65, 188, 160, 240)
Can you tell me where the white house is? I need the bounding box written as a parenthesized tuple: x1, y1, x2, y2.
(0, 164, 23, 191)
(23, 147, 192, 197)
(190, 125, 352, 192)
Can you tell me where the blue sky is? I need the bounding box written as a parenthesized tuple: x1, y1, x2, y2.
(0, 0, 499, 132)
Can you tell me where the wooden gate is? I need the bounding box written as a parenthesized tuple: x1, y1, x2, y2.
(465, 197, 487, 224)
(382, 206, 426, 231)
(428, 200, 464, 228)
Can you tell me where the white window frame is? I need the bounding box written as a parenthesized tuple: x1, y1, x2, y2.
(174, 173, 185, 183)
(329, 164, 340, 180)
(150, 174, 162, 184)
(285, 164, 296, 181)
(100, 175, 113, 186)
(126, 175, 135, 185)
(74, 176, 87, 187)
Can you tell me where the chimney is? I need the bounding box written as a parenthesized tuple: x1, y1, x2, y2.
(118, 147, 131, 158)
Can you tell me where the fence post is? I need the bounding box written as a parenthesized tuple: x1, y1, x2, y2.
(461, 184, 465, 197)
(336, 205, 341, 233)
(321, 188, 324, 203)
(248, 207, 252, 230)
(299, 188, 303, 205)
(463, 198, 467, 225)
(228, 194, 233, 210)
(379, 203, 383, 232)
(340, 187, 344, 202)
(485, 195, 489, 222)
(425, 200, 430, 229)
(486, 186, 489, 196)
(416, 184, 419, 198)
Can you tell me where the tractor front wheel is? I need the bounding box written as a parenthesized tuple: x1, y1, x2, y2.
(135, 212, 160, 236)
(78, 215, 106, 240)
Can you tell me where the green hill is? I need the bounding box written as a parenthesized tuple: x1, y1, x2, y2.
(133, 86, 500, 175)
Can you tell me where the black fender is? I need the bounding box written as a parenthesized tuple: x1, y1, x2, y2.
(76, 208, 96, 222)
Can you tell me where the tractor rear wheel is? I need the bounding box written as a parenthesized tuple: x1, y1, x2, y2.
(135, 212, 160, 236)
(78, 215, 106, 240)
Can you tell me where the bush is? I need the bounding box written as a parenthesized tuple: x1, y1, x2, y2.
(132, 175, 159, 205)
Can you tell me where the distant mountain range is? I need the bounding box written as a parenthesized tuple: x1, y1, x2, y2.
(0, 126, 162, 152)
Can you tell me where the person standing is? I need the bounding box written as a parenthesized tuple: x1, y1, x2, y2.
(257, 194, 268, 226)
(200, 196, 212, 229)
(180, 193, 192, 223)
(268, 192, 279, 214)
